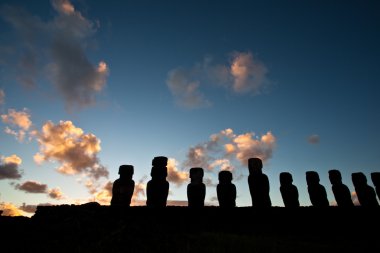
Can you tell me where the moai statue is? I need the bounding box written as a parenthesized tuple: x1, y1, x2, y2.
(328, 170, 354, 207)
(306, 171, 329, 207)
(371, 172, 380, 201)
(248, 158, 272, 207)
(279, 172, 300, 207)
(187, 167, 206, 207)
(111, 165, 135, 207)
(352, 172, 379, 207)
(217, 171, 236, 208)
(146, 156, 169, 207)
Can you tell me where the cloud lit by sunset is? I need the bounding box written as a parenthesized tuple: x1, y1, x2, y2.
(0, 0, 379, 216)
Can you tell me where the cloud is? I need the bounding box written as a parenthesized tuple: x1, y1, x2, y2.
(166, 68, 210, 109)
(351, 191, 360, 206)
(1, 108, 32, 130)
(15, 180, 48, 193)
(19, 203, 37, 213)
(93, 181, 112, 205)
(131, 176, 147, 206)
(308, 134, 320, 144)
(167, 158, 189, 187)
(166, 52, 269, 108)
(0, 202, 25, 216)
(0, 154, 23, 180)
(19, 203, 52, 214)
(0, 89, 4, 104)
(0, 0, 108, 110)
(183, 128, 276, 170)
(233, 131, 276, 166)
(1, 108, 33, 142)
(33, 120, 108, 180)
(209, 159, 234, 171)
(48, 187, 64, 200)
(166, 200, 188, 206)
(230, 52, 268, 94)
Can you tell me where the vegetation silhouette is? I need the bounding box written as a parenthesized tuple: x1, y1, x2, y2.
(328, 169, 354, 207)
(279, 172, 300, 207)
(352, 172, 379, 207)
(187, 167, 206, 207)
(306, 171, 329, 207)
(146, 156, 169, 207)
(110, 165, 135, 207)
(217, 170, 236, 207)
(248, 158, 271, 207)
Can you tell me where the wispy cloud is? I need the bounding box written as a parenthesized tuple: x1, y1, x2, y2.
(0, 154, 23, 180)
(167, 52, 270, 108)
(183, 128, 276, 170)
(307, 134, 320, 144)
(0, 89, 4, 104)
(229, 52, 268, 94)
(0, 0, 108, 110)
(166, 68, 210, 109)
(1, 108, 32, 142)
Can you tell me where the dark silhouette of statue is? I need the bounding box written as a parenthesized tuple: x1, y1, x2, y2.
(187, 167, 206, 207)
(111, 165, 135, 207)
(371, 172, 380, 200)
(248, 158, 271, 207)
(352, 172, 379, 207)
(217, 170, 236, 208)
(328, 170, 354, 207)
(306, 171, 329, 207)
(279, 172, 300, 207)
(146, 156, 169, 207)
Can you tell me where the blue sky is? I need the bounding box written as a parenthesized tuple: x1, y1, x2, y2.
(0, 0, 379, 215)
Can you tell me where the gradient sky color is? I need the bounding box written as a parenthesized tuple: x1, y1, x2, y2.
(1, 0, 379, 216)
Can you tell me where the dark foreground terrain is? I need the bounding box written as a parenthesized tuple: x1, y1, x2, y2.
(1, 204, 379, 253)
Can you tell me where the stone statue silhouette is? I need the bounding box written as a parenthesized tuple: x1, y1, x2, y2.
(187, 167, 206, 207)
(111, 165, 135, 207)
(328, 170, 354, 207)
(279, 172, 300, 207)
(248, 158, 271, 207)
(352, 172, 379, 207)
(306, 171, 329, 207)
(217, 170, 236, 208)
(371, 172, 380, 201)
(146, 156, 169, 207)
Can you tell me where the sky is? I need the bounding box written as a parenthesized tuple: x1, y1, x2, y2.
(0, 0, 379, 216)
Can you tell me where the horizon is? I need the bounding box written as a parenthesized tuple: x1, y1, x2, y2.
(1, 0, 380, 216)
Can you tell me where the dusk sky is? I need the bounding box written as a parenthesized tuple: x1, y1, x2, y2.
(1, 0, 379, 216)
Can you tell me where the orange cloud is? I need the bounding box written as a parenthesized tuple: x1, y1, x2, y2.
(0, 154, 23, 179)
(209, 159, 234, 171)
(230, 52, 268, 94)
(183, 128, 276, 170)
(3, 154, 22, 165)
(48, 187, 65, 200)
(233, 131, 276, 165)
(52, 0, 75, 15)
(131, 177, 147, 206)
(0, 202, 25, 216)
(34, 120, 108, 180)
(167, 158, 188, 186)
(1, 108, 32, 130)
